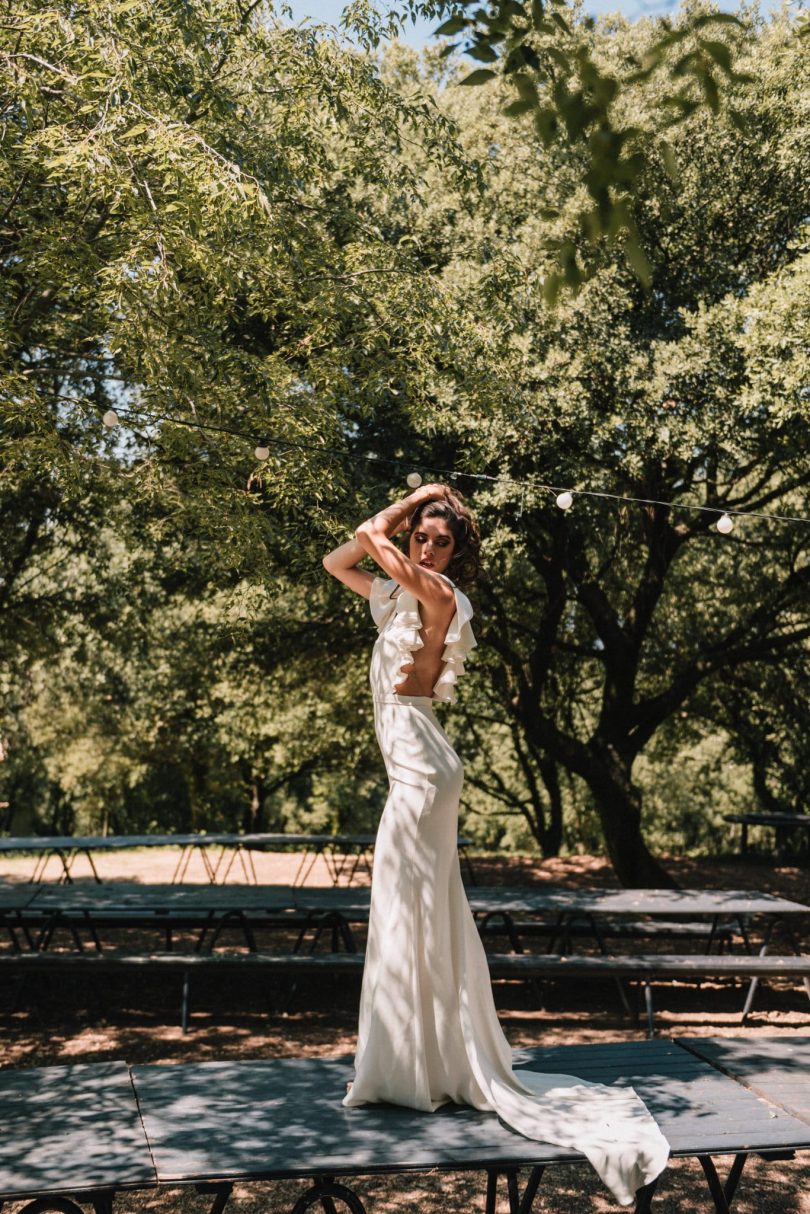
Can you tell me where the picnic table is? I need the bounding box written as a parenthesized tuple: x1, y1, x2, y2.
(724, 812, 810, 861)
(7, 883, 806, 944)
(0, 833, 259, 885)
(2, 883, 807, 1030)
(0, 1039, 808, 1214)
(0, 832, 476, 887)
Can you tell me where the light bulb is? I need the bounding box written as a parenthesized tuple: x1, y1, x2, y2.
(102, 409, 119, 427)
(555, 491, 573, 511)
(406, 472, 423, 489)
(716, 513, 734, 534)
(254, 446, 270, 461)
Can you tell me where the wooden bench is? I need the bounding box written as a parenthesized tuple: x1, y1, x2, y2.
(3, 949, 809, 1035)
(478, 913, 737, 952)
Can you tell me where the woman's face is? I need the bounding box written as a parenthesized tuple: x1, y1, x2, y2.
(408, 514, 455, 574)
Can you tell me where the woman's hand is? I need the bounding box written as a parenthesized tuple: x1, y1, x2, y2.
(414, 482, 449, 505)
(401, 482, 449, 530)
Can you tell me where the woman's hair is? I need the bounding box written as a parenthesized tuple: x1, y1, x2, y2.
(405, 488, 482, 588)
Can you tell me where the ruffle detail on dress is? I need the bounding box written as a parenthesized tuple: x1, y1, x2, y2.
(389, 588, 425, 672)
(433, 587, 477, 704)
(369, 577, 399, 629)
(368, 575, 476, 702)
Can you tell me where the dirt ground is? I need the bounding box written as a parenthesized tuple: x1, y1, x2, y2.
(1, 847, 808, 1214)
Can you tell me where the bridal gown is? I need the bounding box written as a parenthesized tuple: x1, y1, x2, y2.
(342, 573, 670, 1206)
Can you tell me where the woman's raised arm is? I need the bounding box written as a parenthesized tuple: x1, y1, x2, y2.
(322, 536, 375, 599)
(354, 484, 454, 609)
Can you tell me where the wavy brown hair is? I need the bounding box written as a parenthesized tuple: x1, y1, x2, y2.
(405, 488, 482, 589)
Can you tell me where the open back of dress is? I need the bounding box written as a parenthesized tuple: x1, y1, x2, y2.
(343, 576, 669, 1206)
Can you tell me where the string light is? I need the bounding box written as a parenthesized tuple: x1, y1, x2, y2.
(94, 405, 810, 531)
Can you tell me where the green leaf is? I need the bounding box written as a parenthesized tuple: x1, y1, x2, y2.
(672, 51, 698, 77)
(457, 68, 497, 86)
(660, 140, 679, 182)
(692, 12, 744, 27)
(542, 272, 562, 307)
(623, 232, 652, 287)
(504, 97, 536, 116)
(468, 42, 499, 63)
(434, 16, 469, 37)
(533, 105, 558, 145)
(701, 71, 720, 114)
(700, 39, 733, 74)
(513, 72, 539, 104)
(728, 108, 747, 133)
(551, 10, 571, 34)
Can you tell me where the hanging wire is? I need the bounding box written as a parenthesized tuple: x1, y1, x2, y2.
(98, 404, 810, 528)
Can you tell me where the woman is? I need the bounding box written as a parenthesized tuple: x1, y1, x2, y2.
(322, 482, 669, 1207)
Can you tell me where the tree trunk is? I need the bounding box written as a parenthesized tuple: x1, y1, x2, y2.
(537, 758, 563, 856)
(245, 774, 264, 833)
(585, 745, 677, 888)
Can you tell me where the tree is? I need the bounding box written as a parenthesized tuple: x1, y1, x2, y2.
(4, 4, 809, 887)
(421, 12, 810, 884)
(1, 0, 477, 590)
(347, 0, 804, 296)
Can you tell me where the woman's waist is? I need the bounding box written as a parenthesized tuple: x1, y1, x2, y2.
(372, 693, 437, 706)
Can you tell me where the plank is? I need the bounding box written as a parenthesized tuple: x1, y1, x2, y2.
(465, 887, 810, 916)
(13, 884, 809, 919)
(0, 1062, 156, 1199)
(679, 1037, 810, 1125)
(724, 813, 810, 828)
(0, 883, 40, 910)
(25, 883, 298, 912)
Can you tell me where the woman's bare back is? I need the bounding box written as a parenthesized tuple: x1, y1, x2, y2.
(393, 594, 456, 696)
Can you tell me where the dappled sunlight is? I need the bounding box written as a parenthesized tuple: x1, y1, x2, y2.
(347, 697, 669, 1204)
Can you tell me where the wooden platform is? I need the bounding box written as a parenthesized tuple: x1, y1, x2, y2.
(679, 1036, 810, 1124)
(0, 1040, 808, 1212)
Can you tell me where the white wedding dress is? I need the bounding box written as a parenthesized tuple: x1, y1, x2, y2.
(342, 574, 670, 1206)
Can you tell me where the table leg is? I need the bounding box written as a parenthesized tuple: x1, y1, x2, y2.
(293, 848, 321, 888)
(195, 1182, 233, 1214)
(56, 848, 77, 885)
(741, 920, 775, 1021)
(698, 1152, 750, 1214)
(634, 1177, 659, 1213)
(485, 1167, 545, 1214)
(210, 845, 230, 883)
(171, 845, 192, 884)
(344, 848, 363, 886)
(289, 1179, 368, 1214)
(587, 912, 633, 1018)
(234, 845, 257, 884)
(81, 849, 102, 884)
(323, 846, 342, 887)
(16, 1196, 88, 1214)
(181, 970, 190, 1033)
(199, 845, 217, 885)
(29, 851, 49, 883)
